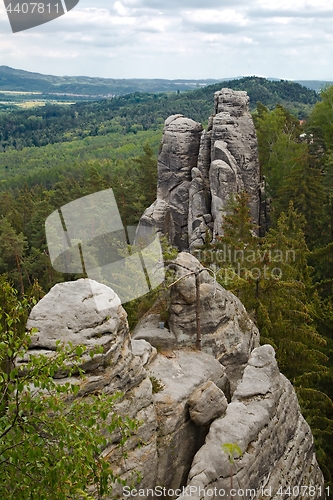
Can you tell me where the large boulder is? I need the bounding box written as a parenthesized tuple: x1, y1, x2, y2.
(188, 381, 228, 426)
(169, 253, 259, 388)
(26, 279, 129, 378)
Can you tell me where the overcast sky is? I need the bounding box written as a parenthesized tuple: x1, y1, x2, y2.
(0, 0, 332, 80)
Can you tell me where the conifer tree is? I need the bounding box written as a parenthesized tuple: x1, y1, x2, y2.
(133, 143, 158, 207)
(308, 84, 333, 148)
(255, 104, 305, 199)
(199, 196, 327, 383)
(276, 151, 326, 248)
(0, 218, 28, 294)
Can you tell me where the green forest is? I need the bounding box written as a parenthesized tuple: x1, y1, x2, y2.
(1, 77, 333, 493)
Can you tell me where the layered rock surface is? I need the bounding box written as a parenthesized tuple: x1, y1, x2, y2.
(26, 275, 325, 499)
(137, 89, 262, 251)
(138, 114, 203, 251)
(178, 345, 324, 500)
(148, 349, 226, 491)
(25, 279, 159, 493)
(133, 252, 260, 390)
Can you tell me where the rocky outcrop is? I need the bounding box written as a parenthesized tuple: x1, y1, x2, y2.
(137, 89, 261, 252)
(138, 114, 203, 251)
(25, 279, 159, 494)
(133, 252, 260, 390)
(26, 277, 325, 499)
(148, 349, 226, 491)
(178, 345, 324, 500)
(212, 89, 260, 227)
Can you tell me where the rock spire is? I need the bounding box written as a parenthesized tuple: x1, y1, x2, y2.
(137, 88, 262, 251)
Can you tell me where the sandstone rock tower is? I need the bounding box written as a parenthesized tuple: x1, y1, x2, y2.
(137, 89, 261, 251)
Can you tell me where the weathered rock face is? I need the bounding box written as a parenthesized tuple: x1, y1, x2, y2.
(133, 252, 260, 390)
(148, 349, 226, 491)
(210, 89, 260, 234)
(27, 279, 129, 377)
(26, 278, 325, 499)
(188, 381, 228, 427)
(178, 345, 325, 500)
(137, 89, 261, 252)
(138, 114, 203, 251)
(26, 279, 159, 494)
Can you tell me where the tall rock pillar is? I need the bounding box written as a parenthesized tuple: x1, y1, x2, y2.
(188, 89, 260, 248)
(138, 89, 261, 252)
(137, 114, 203, 251)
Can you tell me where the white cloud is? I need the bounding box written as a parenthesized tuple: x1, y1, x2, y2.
(0, 0, 332, 80)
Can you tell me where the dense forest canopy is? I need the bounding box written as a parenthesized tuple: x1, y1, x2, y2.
(0, 77, 333, 489)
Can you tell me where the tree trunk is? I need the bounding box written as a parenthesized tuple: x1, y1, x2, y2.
(196, 273, 201, 350)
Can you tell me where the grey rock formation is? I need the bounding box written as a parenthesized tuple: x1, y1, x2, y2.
(138, 114, 203, 251)
(26, 279, 127, 375)
(137, 88, 261, 252)
(25, 279, 159, 494)
(211, 89, 260, 232)
(177, 345, 324, 500)
(134, 252, 259, 389)
(189, 88, 260, 248)
(148, 349, 226, 491)
(25, 279, 324, 499)
(188, 381, 228, 426)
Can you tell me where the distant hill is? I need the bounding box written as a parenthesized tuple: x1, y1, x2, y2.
(0, 65, 225, 97)
(0, 65, 331, 100)
(0, 76, 321, 152)
(189, 76, 320, 114)
(294, 80, 333, 92)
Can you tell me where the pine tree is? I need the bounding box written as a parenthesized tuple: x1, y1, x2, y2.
(0, 218, 28, 294)
(133, 142, 158, 207)
(308, 84, 333, 148)
(199, 196, 328, 381)
(276, 152, 326, 248)
(255, 104, 305, 199)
